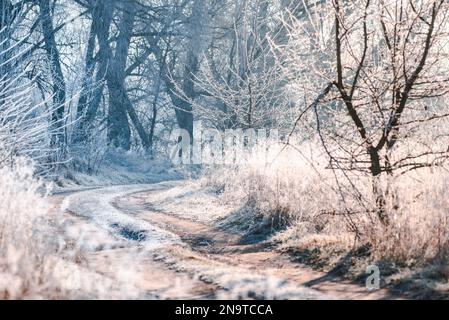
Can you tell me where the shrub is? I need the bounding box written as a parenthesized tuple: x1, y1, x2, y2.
(203, 142, 449, 267)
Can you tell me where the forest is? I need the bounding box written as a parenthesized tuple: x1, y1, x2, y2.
(2, 0, 449, 300)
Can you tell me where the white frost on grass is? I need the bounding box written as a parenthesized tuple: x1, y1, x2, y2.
(0, 160, 145, 299)
(54, 152, 184, 193)
(144, 181, 238, 224)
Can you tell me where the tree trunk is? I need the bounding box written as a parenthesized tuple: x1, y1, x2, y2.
(0, 0, 15, 108)
(125, 92, 151, 150)
(39, 0, 66, 155)
(73, 0, 113, 144)
(104, 3, 135, 150)
(369, 146, 389, 226)
(148, 74, 162, 156)
(166, 0, 205, 139)
(175, 52, 197, 137)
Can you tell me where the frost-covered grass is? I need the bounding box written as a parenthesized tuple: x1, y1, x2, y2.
(143, 181, 238, 224)
(54, 150, 184, 192)
(0, 159, 142, 299)
(202, 142, 449, 273)
(0, 159, 57, 299)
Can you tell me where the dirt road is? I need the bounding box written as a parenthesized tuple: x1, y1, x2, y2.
(54, 182, 392, 300)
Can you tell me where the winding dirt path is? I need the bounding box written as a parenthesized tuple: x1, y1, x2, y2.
(54, 182, 394, 300)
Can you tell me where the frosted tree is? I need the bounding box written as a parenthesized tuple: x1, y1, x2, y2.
(0, 13, 63, 172)
(277, 0, 449, 226)
(159, 0, 208, 139)
(192, 0, 291, 130)
(38, 0, 67, 158)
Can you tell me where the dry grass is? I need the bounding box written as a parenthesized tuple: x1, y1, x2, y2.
(0, 158, 59, 299)
(203, 142, 449, 272)
(0, 159, 139, 299)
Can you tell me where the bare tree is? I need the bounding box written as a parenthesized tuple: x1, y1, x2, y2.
(38, 0, 67, 157)
(277, 0, 449, 226)
(191, 0, 291, 131)
(0, 10, 63, 172)
(171, 0, 205, 138)
(73, 0, 113, 145)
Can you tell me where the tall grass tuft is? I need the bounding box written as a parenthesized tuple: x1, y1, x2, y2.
(203, 141, 449, 267)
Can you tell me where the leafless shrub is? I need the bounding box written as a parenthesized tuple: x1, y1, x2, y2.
(204, 140, 449, 266)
